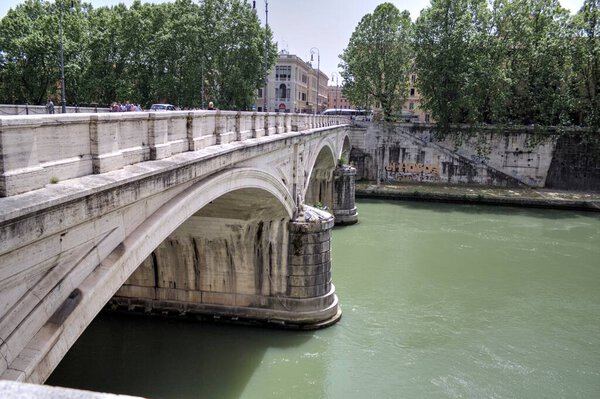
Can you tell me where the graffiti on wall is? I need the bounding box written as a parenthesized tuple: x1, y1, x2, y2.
(384, 162, 440, 182)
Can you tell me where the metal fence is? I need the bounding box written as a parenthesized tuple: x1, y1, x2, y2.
(0, 104, 110, 116)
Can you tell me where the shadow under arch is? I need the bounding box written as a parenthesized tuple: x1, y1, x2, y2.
(32, 167, 297, 383)
(341, 134, 351, 162)
(305, 142, 337, 210)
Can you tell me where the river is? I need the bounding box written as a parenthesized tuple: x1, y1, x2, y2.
(47, 200, 600, 398)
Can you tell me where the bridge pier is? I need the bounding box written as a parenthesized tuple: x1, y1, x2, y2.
(111, 202, 340, 329)
(333, 165, 358, 225)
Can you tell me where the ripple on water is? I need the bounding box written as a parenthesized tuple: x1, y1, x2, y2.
(474, 345, 536, 376)
(430, 374, 503, 399)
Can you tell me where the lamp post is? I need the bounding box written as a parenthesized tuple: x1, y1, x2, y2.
(254, 1, 269, 112)
(57, 0, 74, 114)
(331, 72, 338, 109)
(310, 47, 320, 114)
(201, 59, 205, 109)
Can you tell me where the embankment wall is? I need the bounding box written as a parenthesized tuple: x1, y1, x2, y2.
(349, 123, 599, 191)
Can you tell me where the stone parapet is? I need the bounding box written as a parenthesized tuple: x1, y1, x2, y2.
(0, 112, 346, 197)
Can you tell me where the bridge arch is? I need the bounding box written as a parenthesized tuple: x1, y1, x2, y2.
(304, 132, 352, 211)
(26, 167, 296, 383)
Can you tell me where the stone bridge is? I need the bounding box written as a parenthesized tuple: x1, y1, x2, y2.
(0, 111, 358, 384)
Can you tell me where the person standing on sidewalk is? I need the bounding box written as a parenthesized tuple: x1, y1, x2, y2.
(46, 99, 55, 114)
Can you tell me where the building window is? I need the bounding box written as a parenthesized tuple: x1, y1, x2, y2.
(409, 102, 415, 110)
(301, 92, 306, 101)
(276, 65, 291, 81)
(411, 74, 416, 84)
(302, 74, 308, 84)
(257, 88, 263, 98)
(425, 114, 430, 123)
(410, 88, 415, 96)
(279, 83, 287, 99)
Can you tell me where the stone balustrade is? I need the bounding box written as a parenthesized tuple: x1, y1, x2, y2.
(0, 111, 346, 197)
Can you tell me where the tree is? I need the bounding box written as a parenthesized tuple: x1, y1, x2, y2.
(339, 3, 413, 120)
(199, 0, 276, 110)
(0, 0, 63, 104)
(0, 0, 275, 110)
(572, 0, 600, 134)
(415, 0, 575, 135)
(494, 0, 575, 126)
(0, 0, 92, 106)
(414, 0, 501, 133)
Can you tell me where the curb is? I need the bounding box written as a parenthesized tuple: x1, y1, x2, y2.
(356, 189, 600, 212)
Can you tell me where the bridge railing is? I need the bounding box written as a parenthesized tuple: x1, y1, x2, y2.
(0, 111, 347, 197)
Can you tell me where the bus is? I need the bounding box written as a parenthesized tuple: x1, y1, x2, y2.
(321, 108, 372, 121)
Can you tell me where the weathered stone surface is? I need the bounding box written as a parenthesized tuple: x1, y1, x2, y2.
(0, 380, 144, 398)
(545, 135, 600, 192)
(349, 122, 578, 189)
(333, 165, 358, 225)
(0, 113, 350, 385)
(287, 261, 331, 277)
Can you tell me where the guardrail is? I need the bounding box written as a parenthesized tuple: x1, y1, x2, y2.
(0, 111, 347, 197)
(0, 104, 110, 116)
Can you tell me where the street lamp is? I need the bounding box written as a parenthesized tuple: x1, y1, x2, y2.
(58, 0, 74, 114)
(310, 47, 320, 114)
(331, 72, 339, 109)
(253, 1, 269, 112)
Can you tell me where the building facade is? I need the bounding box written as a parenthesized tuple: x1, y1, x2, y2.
(326, 85, 353, 110)
(257, 51, 328, 113)
(400, 72, 430, 123)
(325, 70, 432, 123)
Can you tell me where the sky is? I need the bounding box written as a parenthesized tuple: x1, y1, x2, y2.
(0, 0, 586, 84)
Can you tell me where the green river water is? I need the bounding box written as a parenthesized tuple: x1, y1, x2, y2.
(47, 200, 600, 398)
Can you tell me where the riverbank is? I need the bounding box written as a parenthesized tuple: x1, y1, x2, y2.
(356, 182, 600, 212)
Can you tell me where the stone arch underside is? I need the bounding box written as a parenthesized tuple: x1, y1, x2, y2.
(304, 132, 357, 225)
(305, 144, 337, 210)
(341, 135, 351, 163)
(20, 168, 306, 384)
(115, 187, 293, 315)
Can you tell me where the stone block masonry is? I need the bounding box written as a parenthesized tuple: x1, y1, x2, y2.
(0, 111, 346, 197)
(112, 205, 341, 329)
(0, 112, 352, 383)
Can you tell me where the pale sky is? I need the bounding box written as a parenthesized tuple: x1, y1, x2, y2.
(1, 0, 586, 84)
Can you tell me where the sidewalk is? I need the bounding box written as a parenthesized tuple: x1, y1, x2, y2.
(355, 182, 600, 212)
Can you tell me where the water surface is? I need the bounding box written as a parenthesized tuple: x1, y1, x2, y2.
(48, 200, 600, 398)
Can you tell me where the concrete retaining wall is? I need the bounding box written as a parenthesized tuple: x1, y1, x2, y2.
(350, 123, 600, 191)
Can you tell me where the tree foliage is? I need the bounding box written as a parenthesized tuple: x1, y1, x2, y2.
(339, 3, 413, 120)
(414, 0, 588, 137)
(414, 0, 499, 131)
(0, 0, 276, 110)
(572, 0, 600, 133)
(494, 0, 575, 126)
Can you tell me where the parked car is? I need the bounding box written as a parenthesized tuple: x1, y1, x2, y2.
(150, 103, 176, 111)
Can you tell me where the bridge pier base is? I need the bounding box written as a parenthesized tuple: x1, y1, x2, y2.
(110, 207, 341, 329)
(333, 165, 358, 225)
